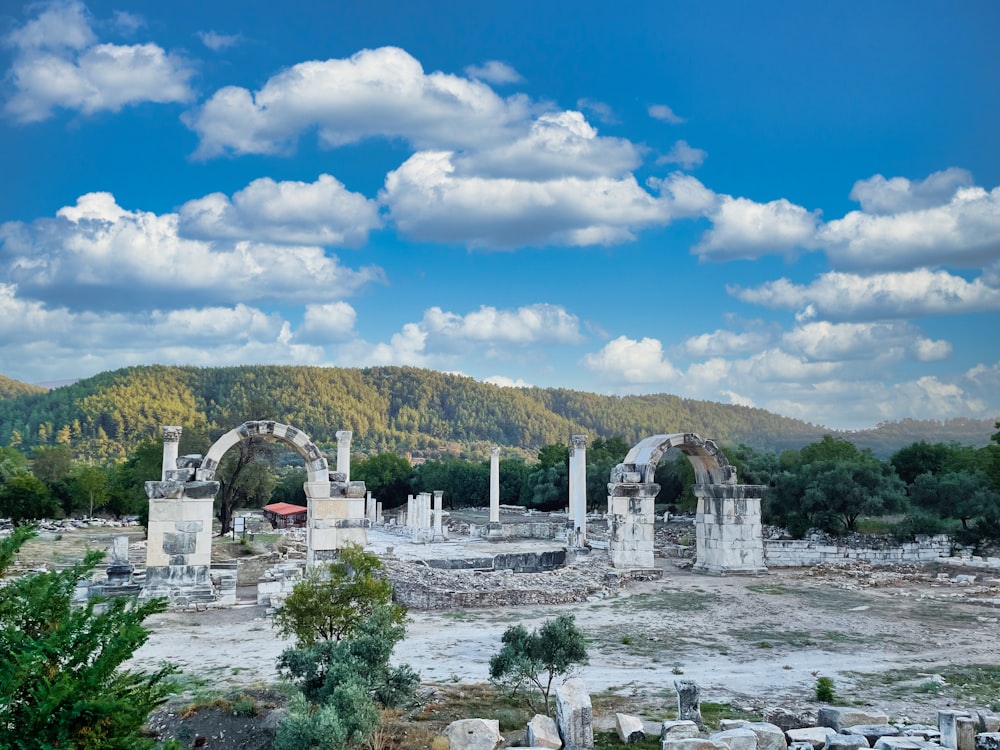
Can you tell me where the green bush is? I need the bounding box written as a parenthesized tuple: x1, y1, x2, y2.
(815, 676, 836, 702)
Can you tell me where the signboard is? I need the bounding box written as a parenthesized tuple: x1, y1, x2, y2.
(234, 516, 246, 533)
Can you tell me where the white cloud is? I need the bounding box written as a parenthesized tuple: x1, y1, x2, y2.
(451, 110, 642, 180)
(178, 175, 382, 247)
(0, 284, 325, 382)
(648, 103, 684, 124)
(682, 329, 773, 357)
(848, 168, 974, 215)
(484, 375, 533, 388)
(0, 192, 384, 311)
(383, 153, 711, 248)
(694, 195, 821, 261)
(731, 269, 1000, 320)
(464, 60, 523, 84)
(582, 336, 680, 385)
(197, 30, 241, 50)
(819, 175, 1000, 270)
(112, 11, 144, 34)
(185, 46, 533, 158)
(4, 0, 193, 122)
(780, 321, 951, 363)
(296, 302, 357, 343)
(657, 140, 707, 169)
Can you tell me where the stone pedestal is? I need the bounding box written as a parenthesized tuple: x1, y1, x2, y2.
(692, 484, 767, 575)
(607, 483, 658, 569)
(308, 475, 369, 564)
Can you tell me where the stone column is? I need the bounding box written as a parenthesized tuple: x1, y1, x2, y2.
(335, 430, 352, 483)
(161, 426, 182, 480)
(487, 447, 503, 538)
(405, 494, 414, 528)
(433, 490, 444, 539)
(376, 501, 383, 524)
(569, 434, 588, 546)
(365, 492, 376, 524)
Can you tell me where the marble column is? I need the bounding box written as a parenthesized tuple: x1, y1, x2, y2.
(161, 426, 182, 481)
(335, 430, 352, 483)
(487, 447, 503, 538)
(569, 434, 588, 546)
(433, 490, 444, 538)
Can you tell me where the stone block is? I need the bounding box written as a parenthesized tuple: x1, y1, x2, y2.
(443, 718, 503, 750)
(976, 733, 1000, 750)
(827, 734, 872, 750)
(941, 711, 973, 750)
(617, 713, 646, 744)
(710, 728, 758, 750)
(663, 741, 728, 750)
(662, 720, 702, 741)
(978, 712, 1000, 733)
(675, 680, 703, 727)
(819, 709, 890, 734)
(764, 708, 817, 732)
(844, 725, 897, 744)
(786, 727, 836, 749)
(526, 714, 562, 749)
(956, 718, 976, 750)
(556, 678, 593, 750)
(744, 722, 788, 750)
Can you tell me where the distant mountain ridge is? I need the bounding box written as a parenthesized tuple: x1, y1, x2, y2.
(0, 374, 46, 400)
(0, 365, 994, 460)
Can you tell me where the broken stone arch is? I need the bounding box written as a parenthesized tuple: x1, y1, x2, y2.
(143, 421, 368, 606)
(607, 433, 766, 575)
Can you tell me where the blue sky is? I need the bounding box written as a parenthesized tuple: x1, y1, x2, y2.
(1, 1, 998, 430)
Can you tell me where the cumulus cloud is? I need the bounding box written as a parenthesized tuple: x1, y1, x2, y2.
(484, 375, 533, 388)
(185, 46, 533, 158)
(0, 192, 384, 311)
(648, 103, 684, 124)
(819, 180, 1000, 270)
(178, 175, 382, 247)
(582, 336, 680, 385)
(657, 140, 707, 169)
(383, 153, 713, 248)
(848, 168, 974, 215)
(780, 321, 950, 363)
(576, 98, 618, 124)
(4, 0, 194, 122)
(464, 60, 523, 84)
(682, 329, 773, 358)
(730, 269, 1000, 320)
(0, 284, 325, 382)
(694, 195, 821, 261)
(197, 30, 242, 50)
(296, 302, 357, 343)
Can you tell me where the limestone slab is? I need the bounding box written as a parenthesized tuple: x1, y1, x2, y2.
(555, 678, 593, 750)
(616, 713, 646, 744)
(526, 714, 562, 749)
(443, 718, 503, 750)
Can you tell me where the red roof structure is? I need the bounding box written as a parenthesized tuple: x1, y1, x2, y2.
(262, 502, 308, 516)
(262, 502, 308, 528)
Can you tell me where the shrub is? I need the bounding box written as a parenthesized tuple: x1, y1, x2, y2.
(815, 676, 836, 702)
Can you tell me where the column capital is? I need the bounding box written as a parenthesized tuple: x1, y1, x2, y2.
(571, 434, 588, 450)
(161, 426, 183, 443)
(335, 429, 353, 442)
(490, 446, 501, 459)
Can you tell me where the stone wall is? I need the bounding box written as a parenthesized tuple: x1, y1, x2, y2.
(469, 521, 565, 539)
(764, 534, 953, 567)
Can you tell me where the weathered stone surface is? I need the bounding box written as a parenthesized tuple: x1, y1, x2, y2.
(555, 678, 593, 750)
(897, 726, 939, 741)
(442, 718, 503, 750)
(975, 732, 1000, 750)
(616, 713, 646, 744)
(676, 680, 703, 727)
(872, 738, 940, 750)
(710, 727, 758, 750)
(662, 740, 727, 750)
(744, 722, 788, 750)
(940, 711, 973, 750)
(978, 712, 1000, 733)
(786, 727, 836, 749)
(765, 708, 817, 732)
(819, 709, 890, 734)
(662, 720, 702, 741)
(844, 725, 897, 744)
(826, 733, 871, 750)
(956, 717, 976, 750)
(526, 714, 562, 749)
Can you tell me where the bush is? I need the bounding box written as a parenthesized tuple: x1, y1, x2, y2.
(815, 676, 836, 702)
(892, 509, 949, 540)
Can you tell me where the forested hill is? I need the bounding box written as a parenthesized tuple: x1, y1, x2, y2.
(0, 365, 994, 461)
(0, 374, 45, 400)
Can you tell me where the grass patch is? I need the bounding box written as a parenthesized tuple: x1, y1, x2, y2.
(611, 590, 718, 613)
(864, 665, 1000, 710)
(727, 627, 815, 648)
(747, 584, 789, 595)
(595, 730, 661, 749)
(700, 702, 760, 729)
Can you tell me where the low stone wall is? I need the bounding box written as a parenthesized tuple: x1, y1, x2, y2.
(424, 550, 566, 572)
(469, 521, 565, 539)
(764, 534, 953, 567)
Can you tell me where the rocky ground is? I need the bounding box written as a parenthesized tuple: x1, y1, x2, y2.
(126, 524, 1000, 749)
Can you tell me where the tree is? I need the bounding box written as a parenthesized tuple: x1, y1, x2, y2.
(0, 472, 58, 525)
(273, 544, 406, 647)
(69, 463, 110, 517)
(890, 441, 954, 485)
(489, 614, 588, 714)
(352, 452, 413, 508)
(0, 445, 28, 483)
(910, 470, 1000, 530)
(0, 526, 175, 749)
(215, 437, 278, 534)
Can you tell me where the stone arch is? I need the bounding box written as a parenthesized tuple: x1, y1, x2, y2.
(615, 433, 737, 486)
(196, 420, 329, 483)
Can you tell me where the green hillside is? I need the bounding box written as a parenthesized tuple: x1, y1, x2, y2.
(0, 374, 45, 400)
(0, 365, 994, 461)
